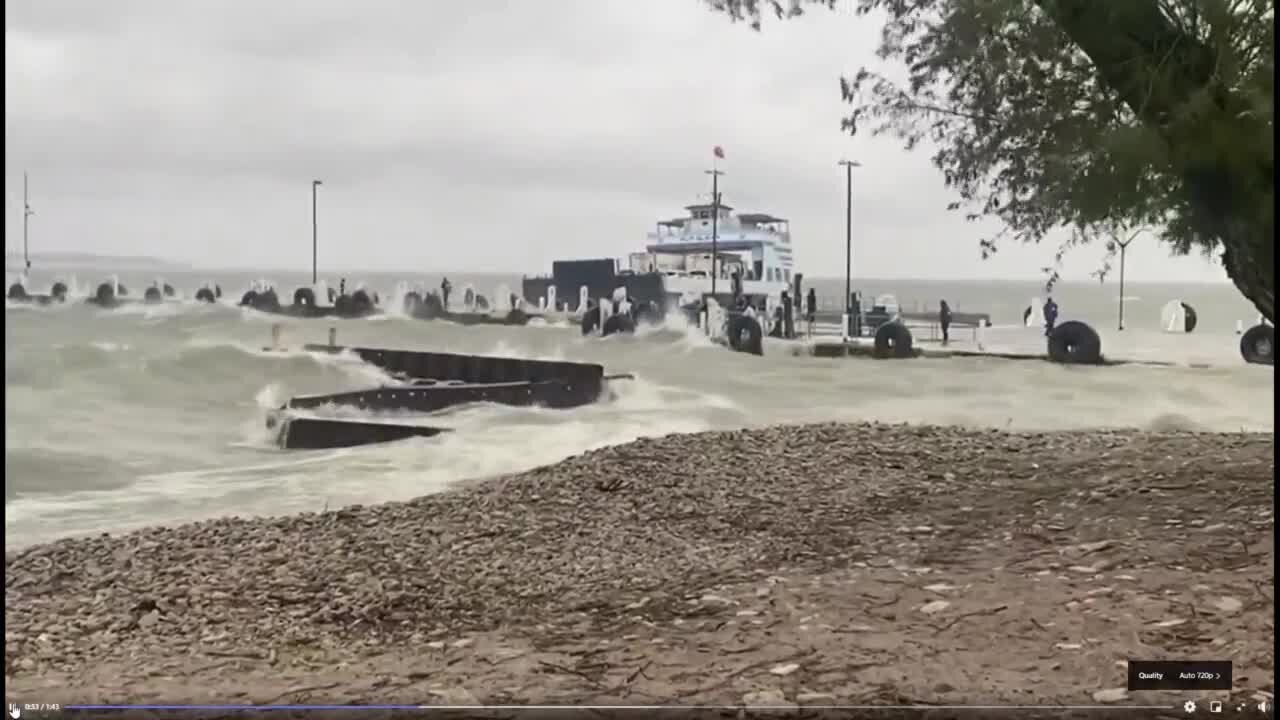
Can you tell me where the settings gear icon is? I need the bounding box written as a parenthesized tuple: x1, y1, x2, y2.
(1184, 700, 1197, 713)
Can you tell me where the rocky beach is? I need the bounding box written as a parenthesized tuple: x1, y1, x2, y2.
(5, 422, 1275, 717)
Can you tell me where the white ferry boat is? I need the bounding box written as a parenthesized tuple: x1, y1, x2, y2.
(521, 194, 799, 316)
(631, 198, 796, 305)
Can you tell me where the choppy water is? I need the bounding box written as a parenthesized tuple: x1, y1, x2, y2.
(4, 267, 1272, 547)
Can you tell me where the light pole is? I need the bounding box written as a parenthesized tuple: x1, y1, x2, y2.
(311, 179, 322, 285)
(1114, 228, 1150, 331)
(837, 159, 862, 337)
(704, 168, 724, 298)
(23, 171, 34, 272)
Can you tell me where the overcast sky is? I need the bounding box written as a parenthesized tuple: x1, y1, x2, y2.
(4, 0, 1231, 282)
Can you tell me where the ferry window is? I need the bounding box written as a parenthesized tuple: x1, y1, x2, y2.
(784, 269, 791, 282)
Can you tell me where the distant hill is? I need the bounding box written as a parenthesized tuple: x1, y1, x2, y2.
(4, 253, 189, 273)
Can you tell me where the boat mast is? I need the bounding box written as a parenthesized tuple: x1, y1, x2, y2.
(23, 172, 33, 271)
(705, 169, 723, 297)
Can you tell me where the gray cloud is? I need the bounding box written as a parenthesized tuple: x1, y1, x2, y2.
(5, 0, 1231, 282)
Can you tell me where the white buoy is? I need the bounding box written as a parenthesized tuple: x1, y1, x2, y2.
(546, 285, 557, 312)
(598, 301, 609, 332)
(840, 312, 849, 342)
(1160, 299, 1185, 333)
(612, 286, 626, 303)
(113, 274, 121, 297)
(328, 326, 337, 347)
(1025, 297, 1043, 328)
(578, 285, 589, 313)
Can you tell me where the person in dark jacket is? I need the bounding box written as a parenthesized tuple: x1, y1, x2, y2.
(939, 299, 953, 345)
(1043, 296, 1059, 336)
(805, 288, 817, 336)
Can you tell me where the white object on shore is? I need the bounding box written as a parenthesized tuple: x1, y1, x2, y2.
(578, 285, 589, 313)
(1025, 296, 1043, 328)
(840, 312, 849, 342)
(1160, 299, 1185, 333)
(546, 285, 557, 312)
(538, 297, 546, 311)
(328, 326, 337, 347)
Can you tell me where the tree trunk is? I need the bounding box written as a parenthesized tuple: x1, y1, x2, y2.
(1041, 0, 1275, 323)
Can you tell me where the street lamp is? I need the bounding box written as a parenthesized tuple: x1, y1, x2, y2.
(837, 159, 862, 339)
(1114, 227, 1152, 331)
(311, 179, 323, 285)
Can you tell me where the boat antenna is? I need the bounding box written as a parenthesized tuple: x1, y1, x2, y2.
(23, 171, 34, 271)
(705, 165, 724, 298)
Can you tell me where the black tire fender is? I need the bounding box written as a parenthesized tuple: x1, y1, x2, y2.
(293, 287, 317, 308)
(1240, 324, 1275, 365)
(602, 313, 636, 337)
(195, 287, 217, 303)
(873, 321, 914, 359)
(1047, 320, 1103, 364)
(94, 282, 116, 306)
(728, 313, 764, 355)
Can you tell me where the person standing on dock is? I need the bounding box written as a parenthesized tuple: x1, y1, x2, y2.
(805, 288, 817, 336)
(1043, 296, 1059, 336)
(939, 299, 953, 345)
(441, 277, 453, 310)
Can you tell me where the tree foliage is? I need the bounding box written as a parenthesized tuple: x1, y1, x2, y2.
(706, 0, 1274, 319)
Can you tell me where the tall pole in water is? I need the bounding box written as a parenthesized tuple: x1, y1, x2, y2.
(23, 172, 33, 272)
(311, 179, 322, 285)
(837, 160, 862, 329)
(705, 168, 724, 298)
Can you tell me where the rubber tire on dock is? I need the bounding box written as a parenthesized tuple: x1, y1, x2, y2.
(51, 281, 68, 300)
(240, 290, 258, 307)
(602, 313, 636, 337)
(873, 321, 914, 359)
(293, 287, 317, 308)
(506, 308, 530, 325)
(728, 314, 764, 356)
(581, 308, 600, 335)
(8, 283, 27, 300)
(403, 291, 423, 315)
(350, 289, 374, 315)
(474, 295, 490, 311)
(94, 282, 116, 305)
(1047, 320, 1102, 364)
(144, 286, 163, 303)
(195, 287, 217, 303)
(1180, 302, 1198, 333)
(163, 283, 175, 297)
(117, 284, 129, 297)
(1240, 324, 1274, 365)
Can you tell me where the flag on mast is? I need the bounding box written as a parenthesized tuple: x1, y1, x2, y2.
(713, 146, 725, 159)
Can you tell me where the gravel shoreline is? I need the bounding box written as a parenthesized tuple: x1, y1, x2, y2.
(6, 422, 1274, 714)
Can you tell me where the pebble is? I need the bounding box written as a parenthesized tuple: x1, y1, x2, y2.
(1093, 688, 1129, 703)
(919, 600, 951, 615)
(742, 689, 793, 708)
(769, 662, 801, 676)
